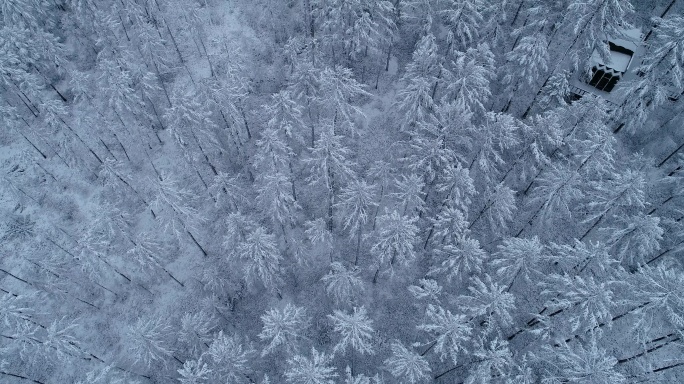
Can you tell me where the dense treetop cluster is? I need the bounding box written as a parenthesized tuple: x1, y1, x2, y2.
(1, 0, 684, 383)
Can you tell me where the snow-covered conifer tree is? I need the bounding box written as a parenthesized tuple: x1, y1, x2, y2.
(442, 43, 495, 115)
(470, 182, 516, 234)
(491, 236, 545, 291)
(126, 315, 174, 369)
(285, 347, 338, 384)
(384, 341, 431, 384)
(459, 274, 516, 331)
(321, 262, 365, 306)
(149, 174, 205, 248)
(328, 306, 375, 356)
(163, 86, 219, 171)
(234, 226, 284, 291)
(618, 16, 684, 132)
(467, 112, 521, 183)
(254, 127, 293, 174)
(541, 273, 621, 333)
(317, 65, 370, 136)
(539, 71, 570, 110)
(41, 317, 81, 362)
(546, 240, 617, 276)
(435, 159, 476, 212)
(305, 128, 357, 231)
(429, 236, 487, 283)
(288, 60, 322, 145)
(178, 359, 212, 384)
(343, 0, 396, 62)
(580, 168, 647, 240)
(342, 366, 377, 384)
(209, 172, 246, 211)
(501, 33, 548, 112)
(179, 311, 216, 357)
(417, 304, 471, 363)
(264, 90, 307, 144)
(96, 56, 144, 119)
(631, 264, 684, 330)
(566, 0, 635, 62)
(258, 303, 310, 356)
(391, 174, 426, 218)
(256, 171, 301, 233)
(535, 333, 625, 383)
(465, 337, 512, 384)
(205, 331, 255, 383)
(408, 278, 443, 301)
(440, 0, 484, 50)
(526, 165, 585, 232)
(370, 210, 419, 277)
(335, 179, 378, 263)
(430, 206, 467, 246)
(394, 33, 442, 131)
(604, 213, 663, 264)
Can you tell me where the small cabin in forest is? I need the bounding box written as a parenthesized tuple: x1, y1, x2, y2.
(585, 42, 635, 93)
(569, 28, 644, 106)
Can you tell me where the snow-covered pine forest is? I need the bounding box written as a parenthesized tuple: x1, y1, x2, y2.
(1, 0, 684, 382)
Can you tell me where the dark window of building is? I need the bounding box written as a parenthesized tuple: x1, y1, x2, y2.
(587, 64, 622, 93)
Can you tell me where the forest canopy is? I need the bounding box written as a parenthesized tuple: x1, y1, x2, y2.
(1, 0, 684, 383)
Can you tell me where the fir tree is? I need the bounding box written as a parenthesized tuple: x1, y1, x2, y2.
(526, 164, 585, 231)
(604, 213, 663, 264)
(329, 306, 375, 356)
(442, 43, 495, 115)
(566, 0, 635, 62)
(429, 236, 487, 283)
(285, 347, 338, 384)
(618, 16, 684, 132)
(491, 236, 545, 291)
(317, 65, 370, 136)
(254, 126, 293, 174)
(540, 274, 620, 332)
(440, 0, 484, 50)
(370, 210, 420, 276)
(501, 33, 549, 112)
(264, 89, 307, 144)
(384, 341, 431, 384)
(305, 128, 357, 231)
(417, 304, 472, 363)
(539, 71, 570, 109)
(205, 331, 255, 383)
(258, 303, 310, 356)
(255, 171, 301, 233)
(321, 262, 365, 306)
(465, 337, 512, 384)
(631, 265, 684, 329)
(178, 359, 212, 384)
(234, 226, 284, 291)
(467, 112, 521, 183)
(394, 32, 443, 130)
(391, 174, 426, 217)
(459, 274, 516, 331)
(477, 182, 517, 234)
(408, 278, 443, 301)
(343, 366, 377, 384)
(179, 311, 216, 357)
(126, 315, 174, 369)
(335, 179, 378, 263)
(535, 333, 625, 383)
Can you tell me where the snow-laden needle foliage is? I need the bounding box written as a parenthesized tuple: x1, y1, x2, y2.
(259, 303, 310, 356)
(2, 1, 683, 382)
(384, 341, 431, 384)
